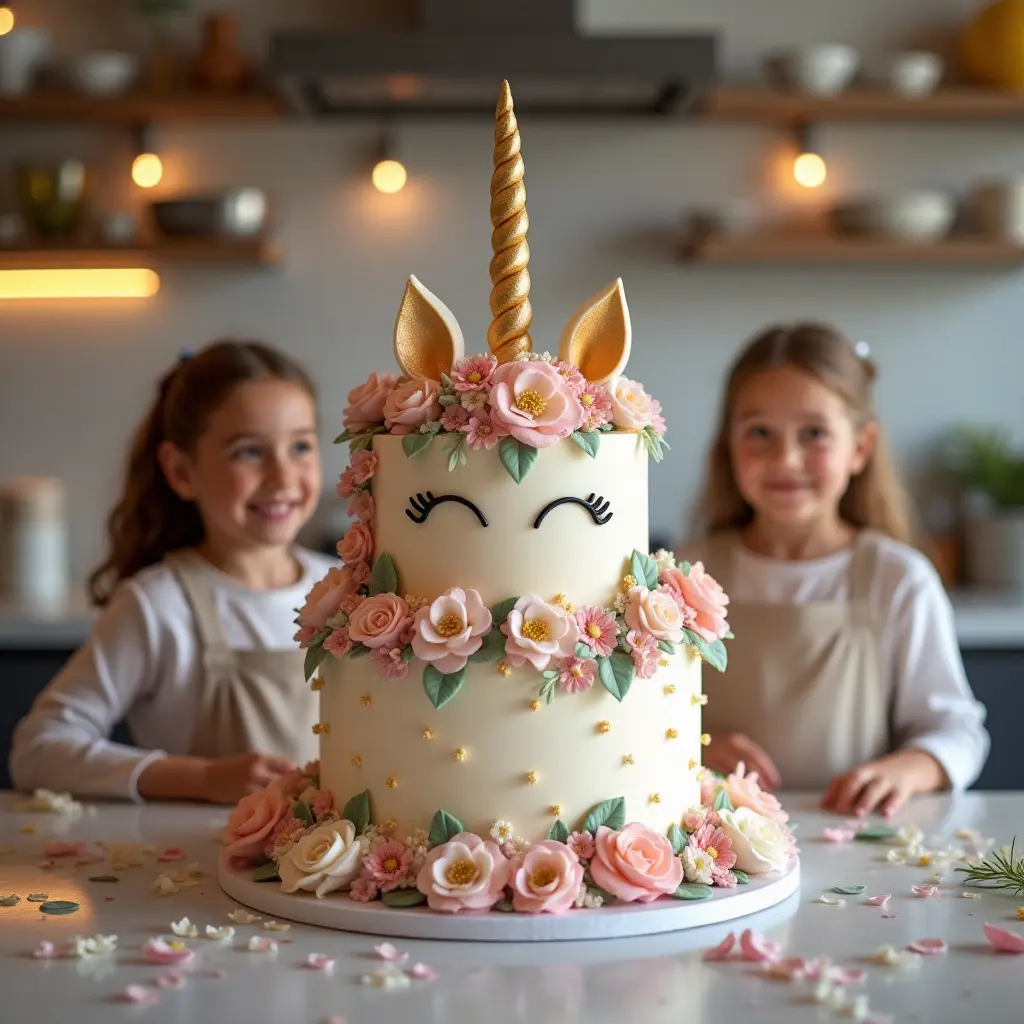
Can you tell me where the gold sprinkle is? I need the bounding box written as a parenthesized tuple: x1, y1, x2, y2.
(312, 722, 330, 735)
(623, 754, 635, 766)
(404, 594, 429, 612)
(552, 593, 574, 612)
(688, 758, 698, 771)
(529, 700, 542, 712)
(385, 776, 398, 789)
(549, 805, 562, 817)
(498, 661, 513, 677)
(649, 793, 661, 804)
(663, 684, 676, 696)
(658, 658, 669, 667)
(454, 748, 467, 762)
(700, 733, 711, 746)
(515, 389, 547, 416)
(310, 675, 325, 691)
(20, 826, 35, 834)
(422, 728, 435, 740)
(620, 574, 637, 592)
(360, 694, 372, 707)
(351, 755, 363, 767)
(521, 618, 551, 643)
(691, 693, 708, 706)
(686, 645, 702, 663)
(1017, 906, 1024, 920)
(435, 612, 464, 638)
(665, 728, 678, 740)
(384, 818, 398, 831)
(596, 720, 611, 734)
(525, 771, 538, 785)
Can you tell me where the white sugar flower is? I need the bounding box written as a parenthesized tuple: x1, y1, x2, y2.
(262, 920, 291, 931)
(153, 873, 180, 895)
(896, 823, 923, 847)
(69, 934, 118, 957)
(490, 820, 514, 843)
(247, 936, 278, 953)
(871, 946, 922, 970)
(361, 965, 411, 990)
(653, 549, 677, 572)
(681, 846, 714, 885)
(460, 390, 488, 411)
(204, 925, 235, 941)
(170, 918, 198, 938)
(613, 592, 629, 614)
(227, 909, 261, 924)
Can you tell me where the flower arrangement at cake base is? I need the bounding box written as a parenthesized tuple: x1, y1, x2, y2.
(216, 762, 801, 941)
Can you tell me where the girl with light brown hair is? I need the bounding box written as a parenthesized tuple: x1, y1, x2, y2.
(681, 322, 988, 818)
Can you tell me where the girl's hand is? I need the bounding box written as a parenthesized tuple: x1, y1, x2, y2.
(202, 753, 298, 805)
(703, 732, 782, 790)
(821, 749, 948, 818)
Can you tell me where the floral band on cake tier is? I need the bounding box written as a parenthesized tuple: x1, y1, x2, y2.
(222, 762, 797, 913)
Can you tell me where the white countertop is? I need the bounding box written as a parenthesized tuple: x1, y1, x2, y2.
(0, 791, 1022, 1023)
(1, 588, 1022, 649)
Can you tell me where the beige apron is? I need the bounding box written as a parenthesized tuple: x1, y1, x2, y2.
(702, 531, 890, 790)
(169, 551, 317, 765)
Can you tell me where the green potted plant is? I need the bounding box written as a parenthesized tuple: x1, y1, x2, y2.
(943, 425, 1024, 590)
(136, 0, 190, 93)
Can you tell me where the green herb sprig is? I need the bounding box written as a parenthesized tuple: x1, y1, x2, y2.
(956, 837, 1024, 895)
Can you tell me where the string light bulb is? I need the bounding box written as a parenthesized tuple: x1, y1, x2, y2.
(131, 125, 163, 189)
(0, 7, 14, 35)
(371, 135, 407, 194)
(793, 123, 827, 189)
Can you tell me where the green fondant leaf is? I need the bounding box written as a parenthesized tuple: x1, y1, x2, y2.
(428, 809, 465, 848)
(575, 641, 593, 659)
(443, 432, 467, 472)
(381, 889, 426, 908)
(341, 790, 372, 835)
(713, 788, 734, 813)
(597, 652, 634, 702)
(402, 432, 434, 459)
(469, 630, 506, 663)
(598, 422, 614, 432)
(548, 820, 570, 844)
(493, 899, 515, 912)
(350, 425, 387, 454)
(498, 436, 539, 484)
(251, 861, 281, 882)
(538, 674, 557, 705)
(293, 801, 315, 827)
(667, 824, 686, 855)
(334, 428, 352, 444)
(423, 665, 466, 709)
(678, 561, 691, 576)
(303, 643, 328, 682)
(349, 643, 372, 659)
(732, 869, 750, 884)
(489, 597, 519, 626)
(630, 549, 659, 589)
(368, 552, 399, 596)
(683, 629, 728, 673)
(437, 393, 456, 407)
(582, 796, 626, 836)
(640, 426, 670, 463)
(569, 429, 601, 458)
(401, 645, 415, 664)
(38, 900, 81, 915)
(854, 826, 900, 842)
(88, 875, 120, 883)
(657, 639, 677, 655)
(671, 883, 713, 901)
(832, 884, 866, 895)
(582, 870, 617, 904)
(440, 372, 453, 389)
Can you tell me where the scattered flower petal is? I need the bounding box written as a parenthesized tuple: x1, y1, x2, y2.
(763, 956, 812, 981)
(911, 884, 937, 898)
(373, 941, 408, 963)
(227, 909, 261, 924)
(871, 946, 922, 969)
(153, 873, 180, 896)
(170, 917, 198, 938)
(157, 972, 187, 990)
(69, 934, 118, 957)
(262, 920, 291, 931)
(121, 984, 160, 1006)
(819, 895, 846, 906)
(248, 936, 278, 954)
(739, 928, 781, 962)
(961, 891, 982, 900)
(865, 894, 891, 908)
(832, 884, 866, 895)
(823, 828, 856, 843)
(208, 969, 227, 979)
(907, 938, 947, 955)
(43, 841, 89, 858)
(32, 941, 58, 959)
(204, 926, 235, 942)
(157, 847, 185, 862)
(26, 893, 49, 902)
(702, 932, 736, 961)
(360, 965, 410, 990)
(828, 966, 866, 985)
(983, 922, 1024, 954)
(0, 894, 21, 907)
(142, 937, 197, 967)
(409, 963, 438, 981)
(305, 953, 335, 972)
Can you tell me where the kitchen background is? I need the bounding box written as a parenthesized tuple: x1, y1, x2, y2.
(1, 0, 1024, 786)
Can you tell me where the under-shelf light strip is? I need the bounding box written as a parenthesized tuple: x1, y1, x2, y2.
(0, 269, 161, 300)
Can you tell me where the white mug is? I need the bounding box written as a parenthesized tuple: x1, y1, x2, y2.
(0, 27, 51, 96)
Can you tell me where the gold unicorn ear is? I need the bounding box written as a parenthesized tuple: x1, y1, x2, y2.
(393, 275, 465, 381)
(558, 278, 632, 384)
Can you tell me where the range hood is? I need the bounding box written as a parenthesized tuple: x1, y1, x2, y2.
(268, 0, 717, 118)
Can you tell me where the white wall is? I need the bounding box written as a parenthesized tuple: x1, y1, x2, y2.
(1, 0, 1022, 581)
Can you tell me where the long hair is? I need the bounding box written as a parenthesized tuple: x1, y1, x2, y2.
(696, 322, 916, 545)
(88, 340, 317, 606)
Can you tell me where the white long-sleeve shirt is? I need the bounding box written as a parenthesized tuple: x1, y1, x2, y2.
(679, 531, 990, 792)
(9, 547, 338, 802)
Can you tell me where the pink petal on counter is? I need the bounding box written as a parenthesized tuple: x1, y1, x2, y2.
(373, 941, 407, 963)
(43, 841, 88, 858)
(911, 884, 938, 898)
(702, 932, 736, 961)
(763, 956, 811, 981)
(827, 966, 867, 984)
(739, 928, 781, 962)
(983, 922, 1024, 953)
(157, 972, 188, 989)
(822, 828, 856, 843)
(121, 985, 160, 1006)
(141, 937, 197, 967)
(32, 941, 59, 960)
(907, 938, 947, 955)
(866, 894, 891, 908)
(409, 963, 438, 981)
(305, 953, 335, 972)
(157, 847, 185, 862)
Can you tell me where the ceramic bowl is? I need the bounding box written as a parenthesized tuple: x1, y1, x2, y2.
(767, 44, 860, 96)
(68, 51, 138, 96)
(887, 51, 944, 97)
(833, 190, 955, 241)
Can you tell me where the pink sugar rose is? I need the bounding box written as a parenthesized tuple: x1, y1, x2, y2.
(370, 645, 409, 680)
(588, 823, 683, 903)
(650, 396, 667, 437)
(383, 377, 443, 435)
(223, 780, 291, 866)
(625, 629, 659, 679)
(488, 360, 584, 448)
(416, 832, 509, 913)
(502, 594, 577, 671)
(624, 586, 686, 643)
(659, 562, 730, 643)
(344, 371, 397, 433)
(362, 840, 411, 893)
(451, 353, 497, 392)
(608, 377, 656, 431)
(566, 831, 596, 861)
(575, 606, 618, 658)
(293, 623, 318, 646)
(336, 523, 374, 566)
(463, 408, 504, 450)
(508, 840, 584, 915)
(350, 877, 379, 902)
(297, 566, 361, 631)
(558, 656, 596, 695)
(349, 450, 378, 485)
(701, 762, 789, 825)
(347, 490, 375, 524)
(411, 587, 492, 673)
(351, 561, 371, 588)
(440, 403, 471, 432)
(323, 626, 352, 657)
(347, 593, 413, 650)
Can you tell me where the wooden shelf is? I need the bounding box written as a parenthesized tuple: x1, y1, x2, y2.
(682, 232, 1024, 266)
(0, 237, 281, 269)
(0, 89, 285, 124)
(701, 86, 1024, 123)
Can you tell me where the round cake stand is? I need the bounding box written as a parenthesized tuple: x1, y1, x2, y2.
(218, 858, 800, 942)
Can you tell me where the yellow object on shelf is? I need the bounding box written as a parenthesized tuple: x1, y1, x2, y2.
(962, 0, 1024, 91)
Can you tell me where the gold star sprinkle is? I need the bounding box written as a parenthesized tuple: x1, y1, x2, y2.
(360, 694, 372, 707)
(312, 722, 330, 735)
(549, 805, 562, 817)
(525, 771, 538, 785)
(498, 661, 512, 677)
(310, 675, 325, 691)
(665, 728, 678, 740)
(663, 684, 676, 696)
(454, 748, 467, 762)
(351, 755, 363, 767)
(422, 728, 435, 740)
(623, 754, 635, 766)
(1017, 906, 1024, 920)
(691, 693, 708, 706)
(529, 700, 541, 712)
(596, 720, 611, 734)
(620, 574, 637, 592)
(688, 758, 698, 771)
(552, 593, 574, 612)
(385, 776, 398, 789)
(700, 733, 711, 746)
(649, 793, 661, 804)
(686, 645, 702, 663)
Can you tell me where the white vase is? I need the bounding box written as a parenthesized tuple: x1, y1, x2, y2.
(0, 27, 51, 96)
(973, 178, 1024, 245)
(964, 509, 1024, 591)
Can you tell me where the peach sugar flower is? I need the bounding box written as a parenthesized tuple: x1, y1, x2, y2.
(488, 360, 584, 448)
(701, 762, 789, 824)
(347, 593, 413, 649)
(659, 562, 730, 644)
(411, 587, 492, 673)
(383, 377, 443, 435)
(343, 371, 397, 433)
(223, 780, 291, 866)
(508, 840, 584, 915)
(588, 823, 683, 903)
(502, 594, 577, 671)
(416, 833, 509, 913)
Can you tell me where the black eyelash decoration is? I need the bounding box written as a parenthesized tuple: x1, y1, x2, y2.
(406, 491, 489, 527)
(533, 493, 613, 529)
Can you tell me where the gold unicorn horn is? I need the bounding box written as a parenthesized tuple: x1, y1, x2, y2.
(487, 79, 532, 363)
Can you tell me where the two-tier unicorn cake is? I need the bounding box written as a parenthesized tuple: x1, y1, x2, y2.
(218, 81, 798, 939)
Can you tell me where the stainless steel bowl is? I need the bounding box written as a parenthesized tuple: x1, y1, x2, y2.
(150, 188, 268, 239)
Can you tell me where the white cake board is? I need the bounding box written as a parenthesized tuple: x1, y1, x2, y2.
(218, 856, 800, 942)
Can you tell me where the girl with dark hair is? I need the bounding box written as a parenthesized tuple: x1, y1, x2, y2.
(10, 340, 337, 804)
